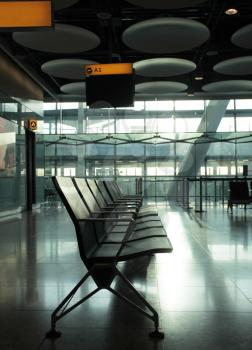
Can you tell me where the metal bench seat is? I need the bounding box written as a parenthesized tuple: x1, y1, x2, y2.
(73, 177, 164, 238)
(95, 179, 159, 217)
(104, 227, 168, 243)
(73, 177, 166, 241)
(74, 178, 161, 228)
(110, 180, 143, 201)
(86, 178, 159, 219)
(103, 180, 143, 205)
(46, 176, 173, 340)
(91, 236, 172, 262)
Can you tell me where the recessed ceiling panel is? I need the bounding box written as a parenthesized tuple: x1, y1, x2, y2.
(60, 82, 86, 95)
(54, 0, 79, 10)
(202, 80, 252, 92)
(214, 56, 252, 75)
(122, 17, 210, 53)
(134, 58, 196, 77)
(126, 0, 206, 9)
(231, 23, 252, 49)
(13, 24, 100, 53)
(135, 81, 188, 94)
(41, 59, 98, 79)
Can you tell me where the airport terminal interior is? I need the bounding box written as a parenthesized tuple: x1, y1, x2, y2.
(1, 0, 252, 349)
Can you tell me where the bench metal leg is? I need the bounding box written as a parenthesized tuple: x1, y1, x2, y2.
(108, 268, 164, 338)
(46, 265, 164, 339)
(46, 270, 99, 338)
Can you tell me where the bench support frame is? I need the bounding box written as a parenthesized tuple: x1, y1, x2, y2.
(46, 263, 164, 339)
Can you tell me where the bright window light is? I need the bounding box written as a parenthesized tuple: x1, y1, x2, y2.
(43, 102, 56, 111)
(59, 102, 79, 110)
(236, 99, 252, 110)
(145, 100, 173, 111)
(226, 100, 235, 110)
(175, 100, 204, 111)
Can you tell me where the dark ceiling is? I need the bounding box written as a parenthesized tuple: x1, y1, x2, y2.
(2, 0, 252, 100)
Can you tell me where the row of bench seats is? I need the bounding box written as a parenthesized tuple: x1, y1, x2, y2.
(46, 176, 173, 340)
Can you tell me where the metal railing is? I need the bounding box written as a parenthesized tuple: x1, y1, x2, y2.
(43, 175, 252, 212)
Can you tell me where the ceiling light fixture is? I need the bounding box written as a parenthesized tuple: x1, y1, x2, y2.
(187, 89, 194, 96)
(225, 8, 238, 15)
(194, 76, 204, 81)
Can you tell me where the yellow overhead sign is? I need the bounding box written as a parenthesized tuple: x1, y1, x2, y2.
(0, 1, 52, 29)
(85, 63, 133, 76)
(28, 119, 37, 131)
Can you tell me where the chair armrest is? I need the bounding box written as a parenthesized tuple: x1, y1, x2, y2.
(79, 217, 135, 224)
(91, 211, 136, 218)
(114, 219, 136, 262)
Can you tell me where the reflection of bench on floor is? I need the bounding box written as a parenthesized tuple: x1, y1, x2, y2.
(227, 181, 252, 213)
(46, 176, 173, 340)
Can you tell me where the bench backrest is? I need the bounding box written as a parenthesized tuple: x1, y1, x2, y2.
(52, 176, 102, 263)
(104, 181, 121, 202)
(73, 178, 100, 214)
(229, 181, 250, 200)
(86, 179, 108, 208)
(95, 180, 114, 205)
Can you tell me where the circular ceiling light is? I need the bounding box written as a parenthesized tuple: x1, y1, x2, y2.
(13, 24, 100, 53)
(122, 17, 210, 53)
(135, 81, 188, 94)
(134, 58, 196, 77)
(60, 82, 86, 95)
(194, 76, 204, 80)
(225, 8, 238, 15)
(125, 0, 206, 9)
(41, 59, 98, 80)
(231, 23, 252, 49)
(202, 80, 252, 92)
(214, 56, 252, 76)
(54, 0, 79, 10)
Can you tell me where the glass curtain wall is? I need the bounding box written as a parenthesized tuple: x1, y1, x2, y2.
(42, 99, 252, 200)
(0, 92, 44, 214)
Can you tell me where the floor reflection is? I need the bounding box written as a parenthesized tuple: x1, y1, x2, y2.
(0, 205, 252, 349)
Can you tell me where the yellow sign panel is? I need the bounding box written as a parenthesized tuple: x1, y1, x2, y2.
(0, 1, 52, 28)
(85, 63, 133, 76)
(28, 119, 37, 131)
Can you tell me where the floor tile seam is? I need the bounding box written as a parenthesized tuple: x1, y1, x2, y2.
(224, 279, 252, 303)
(9, 306, 245, 314)
(160, 310, 252, 315)
(30, 262, 84, 265)
(156, 282, 236, 287)
(43, 326, 161, 331)
(160, 309, 252, 313)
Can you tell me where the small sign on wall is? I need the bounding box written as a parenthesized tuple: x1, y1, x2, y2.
(27, 119, 37, 131)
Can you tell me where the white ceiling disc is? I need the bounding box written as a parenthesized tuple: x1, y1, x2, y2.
(60, 82, 86, 95)
(202, 80, 252, 92)
(126, 0, 206, 9)
(135, 93, 188, 99)
(122, 17, 210, 53)
(13, 24, 100, 53)
(231, 23, 252, 49)
(214, 56, 252, 75)
(54, 0, 79, 10)
(41, 59, 98, 79)
(135, 81, 188, 94)
(134, 58, 196, 77)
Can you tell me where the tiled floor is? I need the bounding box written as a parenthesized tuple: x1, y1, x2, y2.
(0, 204, 252, 349)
